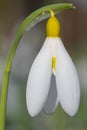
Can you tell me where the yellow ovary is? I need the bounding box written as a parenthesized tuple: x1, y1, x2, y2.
(46, 11, 60, 37)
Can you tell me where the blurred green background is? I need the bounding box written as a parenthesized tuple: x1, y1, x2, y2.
(0, 0, 87, 130)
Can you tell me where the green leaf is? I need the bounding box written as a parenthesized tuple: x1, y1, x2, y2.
(21, 3, 75, 32)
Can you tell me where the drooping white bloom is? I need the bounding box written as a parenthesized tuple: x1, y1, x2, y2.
(26, 37, 80, 117)
(26, 11, 80, 117)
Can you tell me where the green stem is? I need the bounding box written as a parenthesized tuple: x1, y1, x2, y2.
(0, 3, 74, 130)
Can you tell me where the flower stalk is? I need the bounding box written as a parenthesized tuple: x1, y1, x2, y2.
(0, 3, 75, 130)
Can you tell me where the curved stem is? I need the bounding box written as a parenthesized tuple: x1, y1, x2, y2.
(0, 3, 74, 130)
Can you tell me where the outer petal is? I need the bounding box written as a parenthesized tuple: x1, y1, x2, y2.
(26, 38, 52, 117)
(56, 38, 80, 116)
(44, 74, 59, 114)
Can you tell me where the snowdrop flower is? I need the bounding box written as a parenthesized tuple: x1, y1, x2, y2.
(26, 10, 80, 117)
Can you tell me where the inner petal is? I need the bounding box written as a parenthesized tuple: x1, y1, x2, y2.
(44, 74, 59, 114)
(52, 57, 56, 75)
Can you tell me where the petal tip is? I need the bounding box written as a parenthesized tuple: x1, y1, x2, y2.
(26, 101, 40, 117)
(66, 108, 78, 117)
(63, 99, 80, 117)
(27, 109, 38, 117)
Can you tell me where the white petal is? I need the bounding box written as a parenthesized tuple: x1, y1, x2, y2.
(26, 38, 52, 117)
(44, 74, 59, 114)
(56, 38, 80, 116)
